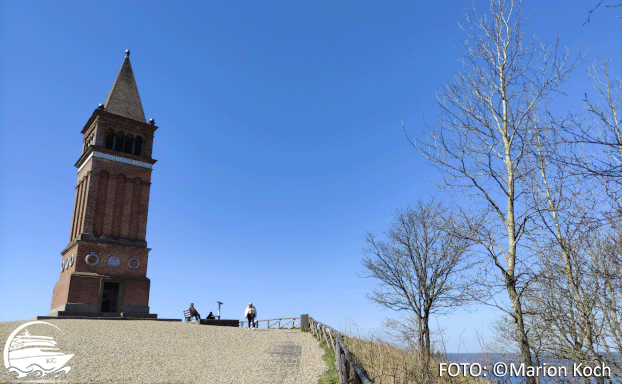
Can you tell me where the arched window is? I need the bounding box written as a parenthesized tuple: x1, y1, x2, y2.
(134, 136, 143, 156)
(105, 130, 116, 149)
(83, 135, 94, 152)
(114, 131, 124, 152)
(124, 134, 134, 154)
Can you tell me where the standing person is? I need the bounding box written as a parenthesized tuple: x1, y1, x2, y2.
(244, 303, 257, 329)
(188, 303, 201, 321)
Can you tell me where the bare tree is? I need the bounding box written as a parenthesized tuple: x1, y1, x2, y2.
(573, 61, 622, 210)
(519, 223, 622, 383)
(525, 114, 613, 384)
(361, 199, 474, 362)
(592, 226, 622, 376)
(410, 1, 580, 382)
(583, 1, 622, 26)
(576, 61, 622, 378)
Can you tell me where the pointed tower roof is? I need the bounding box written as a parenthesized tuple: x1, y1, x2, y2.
(103, 50, 146, 123)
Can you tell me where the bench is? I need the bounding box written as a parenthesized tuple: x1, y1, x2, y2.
(183, 310, 192, 322)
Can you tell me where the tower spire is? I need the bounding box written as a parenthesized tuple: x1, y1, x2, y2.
(103, 50, 146, 122)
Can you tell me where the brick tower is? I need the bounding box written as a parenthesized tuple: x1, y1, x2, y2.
(49, 50, 158, 318)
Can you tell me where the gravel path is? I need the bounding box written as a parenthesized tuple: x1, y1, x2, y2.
(0, 319, 327, 383)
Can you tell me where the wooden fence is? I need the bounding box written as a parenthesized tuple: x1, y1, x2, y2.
(309, 317, 374, 384)
(239, 317, 300, 329)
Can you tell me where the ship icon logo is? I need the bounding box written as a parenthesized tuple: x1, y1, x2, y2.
(2, 321, 73, 379)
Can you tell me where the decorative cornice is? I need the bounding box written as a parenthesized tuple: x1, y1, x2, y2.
(78, 151, 153, 173)
(61, 237, 150, 255)
(82, 109, 158, 135)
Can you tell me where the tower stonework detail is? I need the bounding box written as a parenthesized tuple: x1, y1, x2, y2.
(49, 51, 159, 317)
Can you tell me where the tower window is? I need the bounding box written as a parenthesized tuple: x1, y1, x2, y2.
(134, 136, 143, 156)
(124, 134, 134, 154)
(105, 130, 115, 149)
(104, 130, 143, 156)
(84, 135, 94, 152)
(114, 131, 124, 152)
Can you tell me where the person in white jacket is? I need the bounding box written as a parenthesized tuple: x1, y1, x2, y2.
(244, 303, 257, 329)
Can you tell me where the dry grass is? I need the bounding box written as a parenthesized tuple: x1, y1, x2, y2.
(343, 335, 486, 384)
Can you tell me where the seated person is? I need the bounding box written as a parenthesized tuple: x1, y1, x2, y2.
(206, 312, 216, 320)
(188, 303, 201, 321)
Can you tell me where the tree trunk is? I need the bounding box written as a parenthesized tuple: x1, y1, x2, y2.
(422, 314, 431, 364)
(506, 276, 536, 384)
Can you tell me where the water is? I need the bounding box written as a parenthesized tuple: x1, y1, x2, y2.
(2, 365, 71, 379)
(444, 353, 621, 384)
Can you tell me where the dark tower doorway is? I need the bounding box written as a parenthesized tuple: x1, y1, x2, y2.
(101, 282, 120, 312)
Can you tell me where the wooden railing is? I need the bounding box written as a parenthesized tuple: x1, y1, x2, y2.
(239, 317, 300, 329)
(309, 317, 374, 384)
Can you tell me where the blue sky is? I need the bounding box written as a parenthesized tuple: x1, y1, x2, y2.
(1, 1, 620, 353)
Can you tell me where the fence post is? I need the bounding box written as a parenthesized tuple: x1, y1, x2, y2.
(340, 344, 350, 384)
(301, 314, 309, 331)
(328, 329, 335, 351)
(335, 344, 343, 383)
